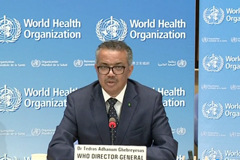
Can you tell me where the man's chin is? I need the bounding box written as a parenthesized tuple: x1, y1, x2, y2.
(104, 87, 118, 97)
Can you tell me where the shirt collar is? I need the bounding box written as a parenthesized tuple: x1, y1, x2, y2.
(102, 84, 127, 104)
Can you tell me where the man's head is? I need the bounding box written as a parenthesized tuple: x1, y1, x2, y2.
(95, 40, 134, 97)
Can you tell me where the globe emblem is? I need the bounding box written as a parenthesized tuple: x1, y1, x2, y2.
(177, 59, 187, 68)
(203, 6, 224, 25)
(202, 148, 223, 160)
(31, 59, 41, 67)
(230, 132, 236, 137)
(0, 154, 17, 160)
(31, 128, 41, 136)
(231, 37, 238, 43)
(0, 85, 22, 113)
(0, 15, 21, 43)
(73, 59, 83, 67)
(202, 101, 223, 119)
(230, 85, 237, 90)
(202, 37, 209, 43)
(201, 84, 208, 90)
(203, 54, 224, 72)
(201, 131, 208, 136)
(176, 127, 186, 135)
(96, 16, 127, 42)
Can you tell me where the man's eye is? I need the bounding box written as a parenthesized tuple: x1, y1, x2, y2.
(115, 66, 123, 70)
(115, 66, 123, 69)
(100, 66, 109, 69)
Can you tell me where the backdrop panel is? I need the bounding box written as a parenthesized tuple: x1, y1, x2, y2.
(1, 1, 195, 159)
(199, 1, 240, 160)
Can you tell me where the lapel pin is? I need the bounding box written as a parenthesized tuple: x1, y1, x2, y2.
(128, 103, 131, 107)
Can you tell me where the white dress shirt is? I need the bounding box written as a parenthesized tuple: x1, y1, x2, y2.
(102, 84, 127, 120)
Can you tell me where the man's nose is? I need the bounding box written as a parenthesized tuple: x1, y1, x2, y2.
(108, 68, 115, 76)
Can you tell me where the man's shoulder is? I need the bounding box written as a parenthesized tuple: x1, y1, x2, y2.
(68, 80, 100, 97)
(128, 79, 160, 96)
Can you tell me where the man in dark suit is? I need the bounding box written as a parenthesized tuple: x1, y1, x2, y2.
(47, 40, 178, 160)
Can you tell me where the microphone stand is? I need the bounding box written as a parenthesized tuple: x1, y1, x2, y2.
(109, 117, 116, 145)
(111, 127, 114, 145)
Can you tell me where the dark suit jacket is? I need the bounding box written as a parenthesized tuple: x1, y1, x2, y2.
(47, 79, 178, 160)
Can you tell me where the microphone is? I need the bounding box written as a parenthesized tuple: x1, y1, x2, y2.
(109, 117, 117, 145)
(109, 117, 116, 129)
(188, 150, 193, 160)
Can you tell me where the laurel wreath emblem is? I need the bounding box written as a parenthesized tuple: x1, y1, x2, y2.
(202, 102, 223, 119)
(96, 18, 127, 42)
(0, 18, 21, 43)
(119, 19, 127, 41)
(202, 55, 224, 72)
(96, 19, 105, 41)
(202, 149, 223, 160)
(0, 88, 22, 113)
(203, 7, 225, 25)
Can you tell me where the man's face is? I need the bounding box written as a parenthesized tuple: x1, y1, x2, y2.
(95, 48, 133, 97)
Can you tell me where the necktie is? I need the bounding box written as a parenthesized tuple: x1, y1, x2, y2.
(108, 98, 118, 144)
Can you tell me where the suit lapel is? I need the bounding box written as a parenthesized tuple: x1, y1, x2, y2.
(115, 80, 138, 144)
(90, 83, 111, 144)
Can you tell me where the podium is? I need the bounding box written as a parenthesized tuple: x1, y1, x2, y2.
(75, 145, 146, 160)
